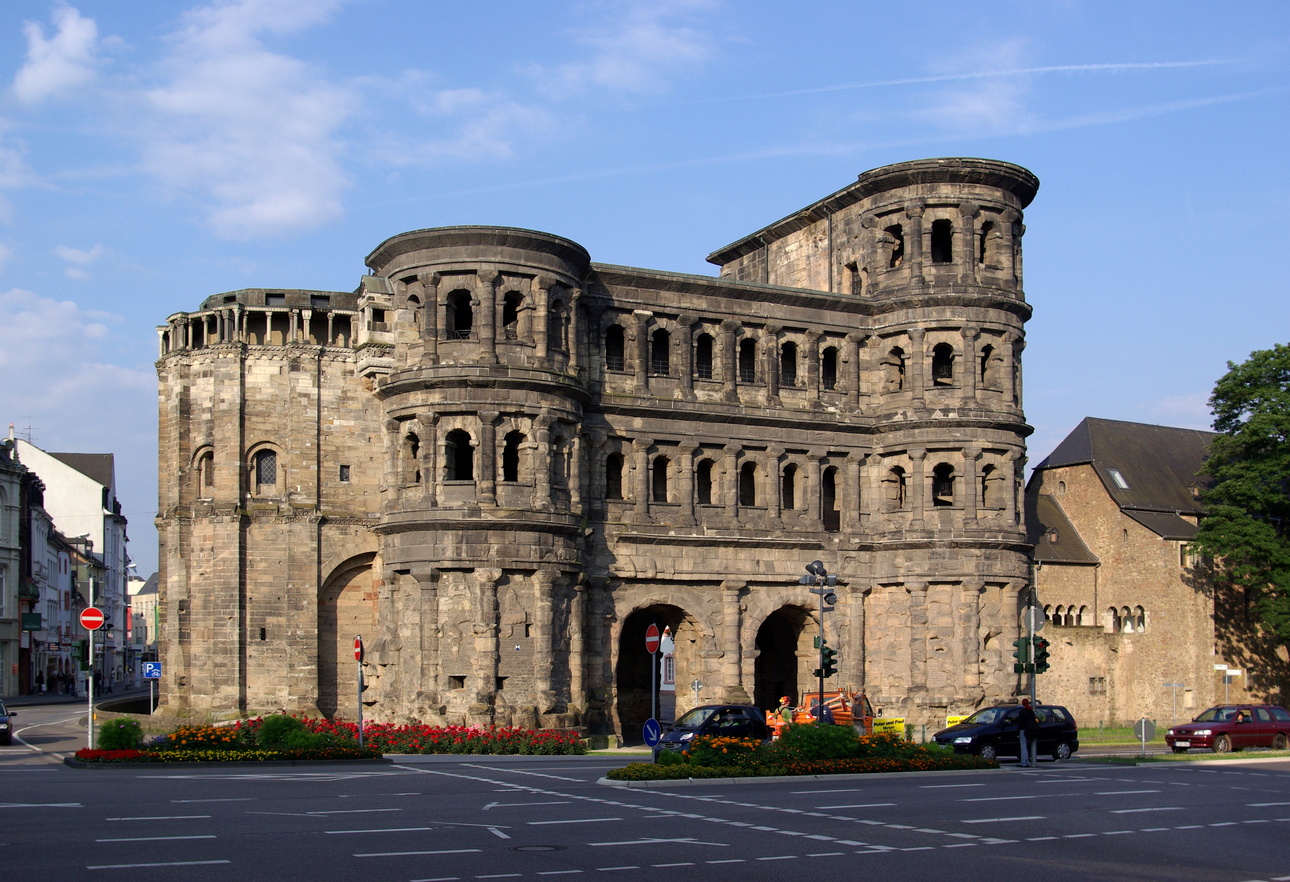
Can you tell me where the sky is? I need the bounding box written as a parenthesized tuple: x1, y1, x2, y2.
(1, 0, 1287, 577)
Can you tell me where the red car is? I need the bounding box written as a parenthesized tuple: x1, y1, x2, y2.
(1165, 704, 1290, 753)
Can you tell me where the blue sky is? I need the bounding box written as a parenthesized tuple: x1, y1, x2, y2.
(1, 0, 1287, 575)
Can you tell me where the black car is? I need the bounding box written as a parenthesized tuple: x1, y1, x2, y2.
(0, 700, 15, 745)
(653, 704, 770, 758)
(933, 703, 1079, 763)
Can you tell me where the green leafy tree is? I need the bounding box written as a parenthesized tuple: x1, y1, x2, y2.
(1192, 343, 1290, 644)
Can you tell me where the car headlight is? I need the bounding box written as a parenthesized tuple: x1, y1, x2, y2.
(679, 732, 694, 741)
(953, 736, 973, 744)
(1193, 729, 1211, 736)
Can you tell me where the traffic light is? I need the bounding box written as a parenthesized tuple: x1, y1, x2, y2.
(1032, 637, 1051, 673)
(1012, 638, 1030, 673)
(821, 643, 839, 678)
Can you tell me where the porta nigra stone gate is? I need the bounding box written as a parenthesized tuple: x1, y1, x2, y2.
(156, 157, 1039, 736)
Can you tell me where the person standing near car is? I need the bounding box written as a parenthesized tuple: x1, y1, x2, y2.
(1017, 698, 1039, 766)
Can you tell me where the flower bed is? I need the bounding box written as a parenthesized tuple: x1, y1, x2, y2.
(71, 714, 586, 763)
(605, 728, 996, 781)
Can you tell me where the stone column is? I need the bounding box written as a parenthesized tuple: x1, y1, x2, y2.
(569, 579, 587, 711)
(382, 419, 400, 498)
(765, 446, 783, 522)
(677, 314, 695, 400)
(1001, 209, 1020, 285)
(533, 569, 559, 713)
(721, 581, 750, 703)
(961, 325, 979, 401)
(908, 580, 929, 694)
(763, 324, 781, 404)
(905, 200, 926, 285)
(804, 329, 821, 407)
(910, 448, 927, 526)
(720, 319, 739, 402)
(419, 272, 441, 364)
(569, 432, 584, 511)
(632, 438, 652, 522)
(677, 441, 697, 526)
(568, 287, 583, 374)
(470, 568, 502, 719)
(962, 445, 980, 520)
(848, 581, 866, 692)
(723, 443, 740, 520)
(908, 327, 926, 404)
(416, 568, 441, 713)
(534, 275, 553, 362)
(846, 333, 865, 411)
(478, 411, 499, 505)
(587, 431, 606, 518)
(417, 413, 439, 506)
(477, 270, 499, 364)
(533, 414, 552, 510)
(806, 453, 823, 529)
(958, 580, 983, 690)
(632, 310, 651, 394)
(1002, 336, 1018, 406)
(958, 202, 979, 284)
(845, 455, 863, 532)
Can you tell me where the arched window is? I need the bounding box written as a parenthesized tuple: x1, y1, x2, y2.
(932, 463, 955, 507)
(781, 463, 797, 510)
(195, 449, 214, 499)
(779, 341, 798, 386)
(652, 456, 670, 502)
(1107, 607, 1121, 634)
(738, 461, 758, 506)
(886, 466, 907, 510)
(1078, 605, 1090, 627)
(884, 224, 904, 268)
(605, 325, 625, 371)
(650, 329, 671, 375)
(549, 300, 568, 352)
(821, 346, 838, 391)
(446, 290, 473, 339)
(1121, 606, 1135, 633)
(250, 448, 278, 495)
(979, 344, 995, 388)
(502, 431, 525, 483)
(445, 429, 473, 481)
(930, 219, 953, 263)
(931, 343, 954, 386)
(696, 459, 714, 505)
(738, 338, 757, 383)
(1133, 605, 1146, 633)
(502, 291, 523, 340)
(884, 347, 906, 392)
(605, 453, 624, 500)
(403, 432, 422, 484)
(695, 334, 714, 379)
(551, 434, 569, 488)
(822, 466, 840, 532)
(979, 464, 996, 509)
(978, 220, 995, 264)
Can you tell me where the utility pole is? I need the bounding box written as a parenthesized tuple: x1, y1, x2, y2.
(800, 560, 838, 724)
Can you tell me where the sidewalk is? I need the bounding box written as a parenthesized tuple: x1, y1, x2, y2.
(2, 685, 151, 708)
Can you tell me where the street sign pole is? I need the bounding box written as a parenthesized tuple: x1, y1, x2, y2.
(644, 624, 660, 725)
(87, 624, 94, 749)
(355, 636, 364, 748)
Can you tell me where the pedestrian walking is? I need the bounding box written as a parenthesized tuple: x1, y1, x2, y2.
(1018, 698, 1039, 767)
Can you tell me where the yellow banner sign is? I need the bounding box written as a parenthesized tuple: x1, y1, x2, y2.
(872, 717, 906, 736)
(945, 714, 968, 727)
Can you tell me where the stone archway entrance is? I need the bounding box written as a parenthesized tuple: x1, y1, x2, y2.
(616, 604, 694, 742)
(317, 554, 378, 719)
(754, 606, 812, 710)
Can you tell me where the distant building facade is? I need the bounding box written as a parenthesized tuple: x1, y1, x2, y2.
(156, 158, 1041, 734)
(1026, 417, 1290, 724)
(0, 438, 22, 696)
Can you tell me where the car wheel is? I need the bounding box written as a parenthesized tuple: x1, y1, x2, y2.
(1172, 747, 1189, 754)
(1273, 733, 1288, 751)
(977, 743, 997, 762)
(1214, 735, 1232, 753)
(1052, 742, 1072, 761)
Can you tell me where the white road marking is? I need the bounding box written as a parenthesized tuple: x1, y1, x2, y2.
(529, 817, 621, 825)
(962, 816, 1045, 824)
(921, 783, 987, 788)
(326, 826, 435, 834)
(1110, 807, 1183, 814)
(1095, 790, 1160, 795)
(95, 835, 216, 842)
(590, 837, 727, 848)
(355, 849, 481, 858)
(484, 800, 570, 810)
(105, 815, 210, 821)
(819, 802, 896, 809)
(88, 860, 230, 870)
(0, 802, 82, 808)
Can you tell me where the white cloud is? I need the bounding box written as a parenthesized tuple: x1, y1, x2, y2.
(12, 5, 100, 105)
(141, 0, 355, 239)
(1152, 393, 1214, 430)
(529, 0, 719, 98)
(913, 39, 1038, 135)
(54, 243, 103, 265)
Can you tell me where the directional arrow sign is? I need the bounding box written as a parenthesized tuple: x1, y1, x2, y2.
(79, 607, 105, 631)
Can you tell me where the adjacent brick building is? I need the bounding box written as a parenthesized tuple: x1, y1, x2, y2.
(156, 157, 1042, 735)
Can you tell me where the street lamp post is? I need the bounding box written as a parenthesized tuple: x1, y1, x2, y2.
(800, 560, 838, 724)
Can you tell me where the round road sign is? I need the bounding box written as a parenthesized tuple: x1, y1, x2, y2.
(644, 623, 660, 654)
(79, 607, 105, 631)
(354, 635, 364, 662)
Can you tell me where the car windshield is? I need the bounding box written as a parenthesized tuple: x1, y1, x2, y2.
(673, 707, 715, 728)
(963, 707, 1007, 725)
(1193, 707, 1238, 723)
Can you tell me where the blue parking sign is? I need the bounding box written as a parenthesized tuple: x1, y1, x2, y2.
(142, 662, 162, 680)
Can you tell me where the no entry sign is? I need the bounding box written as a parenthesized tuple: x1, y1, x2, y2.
(354, 635, 364, 662)
(644, 623, 660, 654)
(79, 607, 105, 631)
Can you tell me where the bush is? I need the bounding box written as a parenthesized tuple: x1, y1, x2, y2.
(685, 735, 766, 768)
(256, 714, 317, 749)
(97, 719, 143, 750)
(769, 723, 864, 762)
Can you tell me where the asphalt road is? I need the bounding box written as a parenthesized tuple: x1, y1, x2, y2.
(3, 747, 1290, 881)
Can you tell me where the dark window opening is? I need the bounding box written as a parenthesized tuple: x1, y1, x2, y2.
(980, 464, 996, 508)
(845, 261, 865, 295)
(822, 466, 840, 532)
(885, 346, 906, 392)
(446, 290, 473, 339)
(978, 221, 995, 265)
(404, 432, 421, 484)
(652, 456, 670, 502)
(605, 325, 626, 371)
(696, 459, 714, 505)
(884, 224, 904, 268)
(695, 334, 714, 379)
(650, 328, 671, 375)
(781, 464, 797, 510)
(445, 429, 473, 481)
(548, 301, 567, 352)
(979, 344, 994, 388)
(738, 339, 757, 383)
(605, 453, 624, 500)
(503, 431, 524, 483)
(259, 627, 266, 641)
(254, 449, 277, 486)
(739, 462, 757, 506)
(502, 291, 523, 340)
(339, 464, 350, 483)
(932, 463, 955, 507)
(887, 466, 907, 510)
(780, 342, 798, 387)
(931, 342, 955, 386)
(930, 219, 953, 263)
(822, 346, 838, 390)
(496, 676, 507, 692)
(449, 675, 466, 690)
